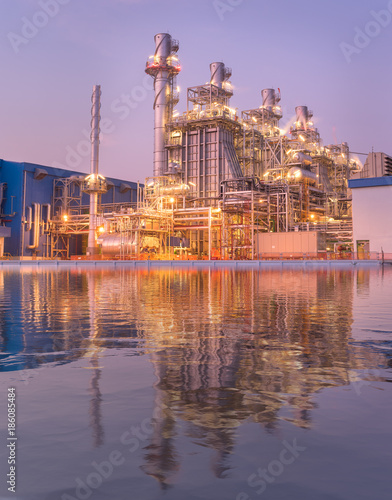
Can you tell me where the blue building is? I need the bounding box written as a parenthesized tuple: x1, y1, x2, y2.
(0, 160, 138, 258)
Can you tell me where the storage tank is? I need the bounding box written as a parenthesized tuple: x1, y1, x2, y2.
(288, 167, 318, 185)
(98, 234, 136, 256)
(292, 152, 313, 166)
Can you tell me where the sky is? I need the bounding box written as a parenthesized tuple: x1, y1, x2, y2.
(0, 0, 391, 183)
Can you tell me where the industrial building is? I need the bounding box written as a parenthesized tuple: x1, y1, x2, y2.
(0, 159, 137, 258)
(351, 152, 392, 179)
(95, 32, 361, 260)
(349, 176, 392, 256)
(1, 32, 390, 260)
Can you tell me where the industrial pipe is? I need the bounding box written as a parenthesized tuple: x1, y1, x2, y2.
(27, 202, 41, 250)
(0, 183, 5, 209)
(26, 206, 32, 232)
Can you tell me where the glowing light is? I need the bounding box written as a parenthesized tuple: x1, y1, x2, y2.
(63, 214, 68, 222)
(169, 197, 175, 203)
(98, 226, 105, 233)
(299, 135, 305, 142)
(226, 107, 236, 114)
(188, 181, 196, 187)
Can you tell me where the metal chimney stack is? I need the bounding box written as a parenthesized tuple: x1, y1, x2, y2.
(146, 33, 180, 177)
(210, 62, 232, 89)
(90, 85, 101, 178)
(85, 85, 107, 256)
(295, 106, 310, 130)
(262, 89, 277, 112)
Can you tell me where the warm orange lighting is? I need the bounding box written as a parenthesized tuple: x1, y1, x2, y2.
(63, 214, 68, 222)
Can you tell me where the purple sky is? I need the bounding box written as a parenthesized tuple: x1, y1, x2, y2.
(1, 0, 391, 182)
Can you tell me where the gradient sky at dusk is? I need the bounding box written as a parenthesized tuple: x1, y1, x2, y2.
(1, 0, 391, 182)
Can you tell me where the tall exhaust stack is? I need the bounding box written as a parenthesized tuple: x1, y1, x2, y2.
(145, 33, 180, 177)
(210, 62, 231, 89)
(261, 89, 279, 112)
(84, 85, 107, 256)
(295, 106, 311, 130)
(90, 85, 101, 179)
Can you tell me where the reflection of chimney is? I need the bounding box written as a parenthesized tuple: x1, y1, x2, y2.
(87, 271, 104, 448)
(89, 353, 105, 447)
(141, 358, 179, 488)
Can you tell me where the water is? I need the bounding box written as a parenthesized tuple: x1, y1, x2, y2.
(0, 263, 391, 500)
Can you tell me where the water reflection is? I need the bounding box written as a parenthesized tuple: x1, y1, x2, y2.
(87, 271, 105, 448)
(0, 265, 391, 489)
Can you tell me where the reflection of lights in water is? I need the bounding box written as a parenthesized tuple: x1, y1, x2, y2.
(1, 266, 391, 487)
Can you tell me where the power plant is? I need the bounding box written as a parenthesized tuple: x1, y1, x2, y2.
(1, 32, 390, 260)
(97, 32, 361, 260)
